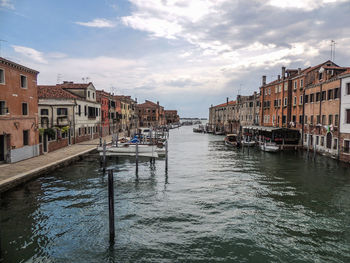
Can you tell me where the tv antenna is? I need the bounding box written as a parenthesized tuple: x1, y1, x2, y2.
(0, 39, 8, 57)
(330, 40, 336, 61)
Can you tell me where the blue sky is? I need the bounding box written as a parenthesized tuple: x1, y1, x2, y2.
(1, 0, 350, 117)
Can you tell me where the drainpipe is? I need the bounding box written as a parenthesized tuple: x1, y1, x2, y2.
(301, 89, 305, 147)
(73, 100, 76, 144)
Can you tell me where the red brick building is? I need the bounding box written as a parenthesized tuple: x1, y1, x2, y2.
(96, 90, 111, 136)
(165, 110, 180, 125)
(136, 100, 166, 127)
(0, 57, 40, 163)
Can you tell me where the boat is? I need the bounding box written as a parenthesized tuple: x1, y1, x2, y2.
(224, 134, 240, 147)
(260, 142, 279, 152)
(241, 139, 256, 147)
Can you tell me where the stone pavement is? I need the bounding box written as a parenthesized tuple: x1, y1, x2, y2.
(0, 135, 113, 193)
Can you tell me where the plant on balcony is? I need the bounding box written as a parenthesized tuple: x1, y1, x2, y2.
(39, 128, 45, 136)
(61, 126, 70, 133)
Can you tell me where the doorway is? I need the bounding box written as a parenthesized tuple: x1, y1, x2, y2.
(0, 135, 5, 162)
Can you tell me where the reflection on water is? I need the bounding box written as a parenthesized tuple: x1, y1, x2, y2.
(1, 126, 350, 262)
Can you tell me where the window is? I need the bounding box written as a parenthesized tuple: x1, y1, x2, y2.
(294, 81, 297, 90)
(319, 72, 323, 80)
(310, 115, 314, 125)
(88, 91, 90, 98)
(321, 91, 326, 101)
(22, 102, 28, 115)
(20, 75, 27, 89)
(292, 115, 296, 123)
(92, 93, 95, 99)
(334, 88, 339, 99)
(0, 101, 7, 115)
(321, 136, 324, 146)
(310, 94, 314, 102)
(23, 130, 29, 146)
(333, 138, 338, 150)
(344, 140, 350, 153)
(84, 105, 87, 116)
(299, 115, 303, 124)
(328, 89, 333, 100)
(275, 86, 278, 93)
(335, 114, 339, 126)
(347, 83, 350, 95)
(304, 134, 307, 142)
(328, 115, 333, 125)
(78, 105, 81, 116)
(41, 109, 49, 115)
(322, 115, 326, 125)
(0, 68, 4, 84)
(300, 79, 304, 88)
(282, 115, 286, 124)
(293, 96, 297, 105)
(316, 136, 319, 145)
(317, 115, 320, 124)
(305, 115, 308, 124)
(57, 108, 67, 115)
(284, 83, 288, 91)
(284, 98, 287, 106)
(316, 92, 320, 102)
(299, 95, 303, 105)
(346, 109, 350, 124)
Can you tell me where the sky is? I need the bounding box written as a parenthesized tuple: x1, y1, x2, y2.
(1, 0, 350, 117)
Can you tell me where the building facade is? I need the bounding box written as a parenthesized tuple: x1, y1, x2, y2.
(137, 100, 165, 128)
(165, 110, 180, 125)
(0, 57, 40, 163)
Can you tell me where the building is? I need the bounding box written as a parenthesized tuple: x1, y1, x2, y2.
(96, 90, 111, 136)
(137, 100, 165, 128)
(39, 81, 101, 144)
(165, 110, 180, 125)
(302, 62, 347, 158)
(0, 57, 40, 163)
(114, 95, 138, 135)
(339, 70, 350, 162)
(208, 98, 239, 134)
(38, 85, 77, 153)
(237, 92, 260, 127)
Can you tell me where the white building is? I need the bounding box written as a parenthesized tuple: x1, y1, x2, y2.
(339, 71, 350, 162)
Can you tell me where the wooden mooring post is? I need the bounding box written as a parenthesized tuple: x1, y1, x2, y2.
(108, 169, 115, 244)
(135, 142, 139, 176)
(165, 140, 168, 172)
(103, 140, 107, 173)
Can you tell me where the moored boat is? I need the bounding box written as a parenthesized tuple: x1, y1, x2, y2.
(224, 134, 240, 147)
(260, 142, 279, 152)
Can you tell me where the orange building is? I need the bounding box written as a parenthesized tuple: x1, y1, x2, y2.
(136, 100, 165, 127)
(0, 57, 40, 163)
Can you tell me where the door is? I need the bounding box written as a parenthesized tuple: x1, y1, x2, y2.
(326, 132, 332, 149)
(0, 135, 4, 162)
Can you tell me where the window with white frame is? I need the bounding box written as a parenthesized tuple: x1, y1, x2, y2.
(299, 95, 303, 105)
(347, 83, 350, 95)
(284, 83, 288, 91)
(0, 68, 4, 84)
(284, 97, 287, 106)
(293, 96, 297, 105)
(20, 75, 27, 89)
(294, 81, 297, 90)
(300, 79, 303, 88)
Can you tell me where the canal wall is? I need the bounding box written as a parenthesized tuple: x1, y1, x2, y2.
(0, 135, 113, 194)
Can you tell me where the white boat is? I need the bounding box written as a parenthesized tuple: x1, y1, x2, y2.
(260, 142, 279, 152)
(241, 140, 256, 147)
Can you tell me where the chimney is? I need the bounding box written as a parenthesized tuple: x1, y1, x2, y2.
(282, 66, 286, 79)
(278, 75, 280, 81)
(226, 97, 229, 105)
(157, 101, 159, 105)
(262, 75, 266, 86)
(298, 68, 301, 74)
(135, 98, 137, 103)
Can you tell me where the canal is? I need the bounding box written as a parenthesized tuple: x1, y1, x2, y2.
(1, 125, 350, 262)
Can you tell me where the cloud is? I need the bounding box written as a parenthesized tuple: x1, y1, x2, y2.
(12, 45, 47, 64)
(267, 0, 349, 10)
(75, 18, 116, 28)
(0, 0, 14, 9)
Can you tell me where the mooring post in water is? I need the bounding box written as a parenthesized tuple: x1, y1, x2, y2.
(165, 140, 168, 172)
(99, 137, 102, 147)
(108, 169, 115, 244)
(116, 132, 119, 147)
(103, 140, 107, 173)
(313, 143, 316, 160)
(135, 142, 139, 175)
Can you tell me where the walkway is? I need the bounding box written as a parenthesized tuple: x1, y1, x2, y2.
(0, 135, 113, 193)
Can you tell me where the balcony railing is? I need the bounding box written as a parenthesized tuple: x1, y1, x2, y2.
(0, 107, 9, 115)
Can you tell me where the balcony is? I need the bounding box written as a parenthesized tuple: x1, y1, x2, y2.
(0, 107, 9, 116)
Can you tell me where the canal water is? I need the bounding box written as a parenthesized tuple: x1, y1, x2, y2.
(1, 126, 350, 262)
